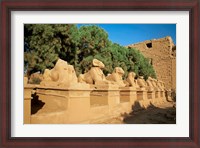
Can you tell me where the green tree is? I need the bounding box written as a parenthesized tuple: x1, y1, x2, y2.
(128, 47, 157, 79)
(78, 25, 111, 58)
(71, 25, 112, 75)
(24, 24, 80, 75)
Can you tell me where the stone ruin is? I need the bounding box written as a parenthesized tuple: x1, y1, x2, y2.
(78, 59, 112, 85)
(106, 67, 126, 87)
(41, 59, 78, 87)
(127, 36, 176, 91)
(24, 58, 173, 124)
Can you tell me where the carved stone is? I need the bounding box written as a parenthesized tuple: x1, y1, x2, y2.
(40, 59, 78, 87)
(125, 72, 139, 89)
(106, 67, 126, 87)
(137, 76, 147, 90)
(78, 59, 112, 85)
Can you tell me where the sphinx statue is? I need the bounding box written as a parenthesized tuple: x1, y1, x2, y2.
(146, 77, 155, 91)
(161, 81, 166, 90)
(151, 78, 160, 91)
(125, 72, 140, 89)
(136, 76, 147, 90)
(156, 80, 165, 91)
(78, 59, 112, 85)
(40, 59, 78, 87)
(106, 67, 126, 87)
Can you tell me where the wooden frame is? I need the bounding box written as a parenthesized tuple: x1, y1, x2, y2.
(0, 0, 199, 147)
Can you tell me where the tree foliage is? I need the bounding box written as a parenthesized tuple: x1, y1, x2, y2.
(24, 24, 80, 75)
(24, 24, 156, 79)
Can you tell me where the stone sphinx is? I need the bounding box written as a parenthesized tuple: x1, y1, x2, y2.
(136, 76, 148, 90)
(106, 67, 126, 87)
(151, 78, 160, 91)
(125, 72, 140, 89)
(40, 59, 78, 87)
(161, 81, 166, 90)
(146, 77, 155, 91)
(78, 59, 111, 85)
(156, 80, 165, 91)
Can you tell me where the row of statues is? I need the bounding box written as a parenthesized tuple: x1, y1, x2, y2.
(39, 58, 166, 92)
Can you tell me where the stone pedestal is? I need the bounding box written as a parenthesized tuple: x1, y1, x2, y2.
(166, 90, 173, 102)
(120, 87, 137, 110)
(137, 89, 148, 101)
(120, 87, 137, 104)
(147, 91, 155, 100)
(160, 91, 167, 101)
(90, 84, 120, 118)
(24, 85, 35, 124)
(119, 87, 137, 113)
(155, 91, 161, 99)
(135, 89, 149, 108)
(31, 85, 91, 124)
(91, 84, 120, 107)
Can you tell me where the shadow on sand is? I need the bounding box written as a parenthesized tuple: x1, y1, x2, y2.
(122, 102, 176, 124)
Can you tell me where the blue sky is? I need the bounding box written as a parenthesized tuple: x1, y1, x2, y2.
(77, 24, 176, 46)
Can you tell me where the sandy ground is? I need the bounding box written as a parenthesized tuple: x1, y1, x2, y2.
(100, 102, 176, 124)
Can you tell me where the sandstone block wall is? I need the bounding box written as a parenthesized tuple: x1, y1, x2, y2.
(127, 36, 176, 90)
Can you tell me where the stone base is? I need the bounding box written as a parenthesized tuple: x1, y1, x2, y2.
(31, 86, 91, 124)
(24, 85, 36, 124)
(147, 91, 155, 100)
(137, 90, 148, 101)
(90, 84, 120, 107)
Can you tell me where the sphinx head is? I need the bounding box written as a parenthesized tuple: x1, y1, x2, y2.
(128, 72, 136, 78)
(92, 59, 105, 69)
(114, 67, 125, 76)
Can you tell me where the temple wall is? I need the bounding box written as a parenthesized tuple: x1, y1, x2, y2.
(127, 36, 176, 90)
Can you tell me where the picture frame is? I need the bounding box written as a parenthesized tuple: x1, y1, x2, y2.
(1, 0, 199, 147)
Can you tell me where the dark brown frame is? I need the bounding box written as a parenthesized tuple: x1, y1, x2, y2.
(0, 0, 199, 147)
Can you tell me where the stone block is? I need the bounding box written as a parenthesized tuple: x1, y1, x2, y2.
(24, 85, 36, 124)
(31, 86, 91, 124)
(137, 90, 148, 101)
(120, 87, 137, 105)
(147, 91, 155, 100)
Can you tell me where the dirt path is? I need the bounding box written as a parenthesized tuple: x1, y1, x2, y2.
(100, 102, 176, 124)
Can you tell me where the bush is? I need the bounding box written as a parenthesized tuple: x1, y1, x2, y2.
(29, 77, 42, 84)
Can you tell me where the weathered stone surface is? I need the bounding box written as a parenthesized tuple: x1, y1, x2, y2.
(40, 59, 78, 87)
(31, 87, 92, 124)
(127, 36, 176, 90)
(106, 67, 126, 87)
(151, 78, 160, 91)
(125, 72, 139, 89)
(78, 59, 112, 85)
(24, 85, 36, 124)
(24, 77, 28, 86)
(146, 77, 154, 91)
(136, 76, 147, 90)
